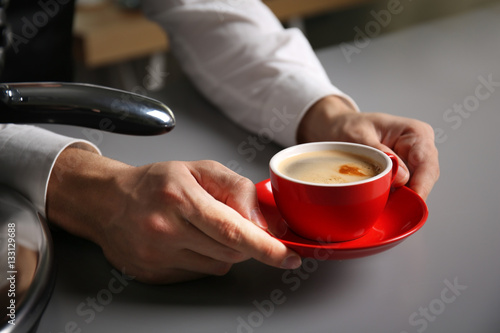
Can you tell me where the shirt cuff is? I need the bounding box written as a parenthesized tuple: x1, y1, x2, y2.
(260, 73, 359, 148)
(0, 125, 100, 217)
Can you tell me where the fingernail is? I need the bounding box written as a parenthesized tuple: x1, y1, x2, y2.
(281, 255, 302, 269)
(250, 208, 268, 229)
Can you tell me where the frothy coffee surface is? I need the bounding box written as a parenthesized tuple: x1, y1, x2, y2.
(279, 150, 381, 184)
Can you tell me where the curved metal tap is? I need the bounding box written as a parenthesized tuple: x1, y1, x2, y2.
(0, 82, 175, 135)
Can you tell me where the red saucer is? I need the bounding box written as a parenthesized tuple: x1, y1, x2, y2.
(256, 179, 428, 260)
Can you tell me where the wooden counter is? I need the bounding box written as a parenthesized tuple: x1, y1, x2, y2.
(73, 0, 371, 67)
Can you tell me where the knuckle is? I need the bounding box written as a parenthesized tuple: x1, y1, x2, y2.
(197, 159, 224, 170)
(408, 147, 427, 165)
(136, 215, 178, 259)
(408, 119, 435, 138)
(159, 186, 185, 206)
(142, 213, 170, 237)
(233, 176, 255, 191)
(249, 239, 279, 264)
(217, 220, 244, 248)
(224, 249, 248, 263)
(419, 121, 435, 135)
(259, 243, 279, 261)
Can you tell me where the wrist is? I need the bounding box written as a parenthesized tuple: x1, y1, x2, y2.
(297, 95, 357, 143)
(46, 147, 132, 244)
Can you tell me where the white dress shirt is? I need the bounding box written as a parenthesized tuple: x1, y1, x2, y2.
(0, 0, 357, 217)
(0, 124, 100, 215)
(142, 0, 357, 147)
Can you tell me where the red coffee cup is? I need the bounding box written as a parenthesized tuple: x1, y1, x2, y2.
(269, 142, 398, 242)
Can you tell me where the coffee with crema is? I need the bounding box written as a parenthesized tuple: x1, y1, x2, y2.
(278, 150, 381, 184)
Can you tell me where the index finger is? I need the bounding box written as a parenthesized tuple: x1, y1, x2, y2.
(403, 134, 440, 200)
(187, 195, 302, 270)
(407, 148, 440, 200)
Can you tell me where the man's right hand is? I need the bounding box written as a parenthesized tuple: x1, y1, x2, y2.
(47, 148, 302, 284)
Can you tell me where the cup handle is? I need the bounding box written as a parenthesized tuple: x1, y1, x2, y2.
(386, 153, 399, 184)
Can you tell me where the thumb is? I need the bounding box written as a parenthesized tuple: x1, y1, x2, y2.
(189, 161, 268, 229)
(371, 143, 409, 188)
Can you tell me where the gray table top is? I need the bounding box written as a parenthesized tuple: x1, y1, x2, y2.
(38, 3, 500, 333)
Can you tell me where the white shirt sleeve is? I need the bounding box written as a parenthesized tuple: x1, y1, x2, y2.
(0, 124, 100, 217)
(141, 0, 358, 147)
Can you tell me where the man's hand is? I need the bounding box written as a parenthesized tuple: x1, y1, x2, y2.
(47, 148, 302, 284)
(297, 96, 439, 200)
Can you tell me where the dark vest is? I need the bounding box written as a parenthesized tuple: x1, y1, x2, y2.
(1, 0, 76, 82)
